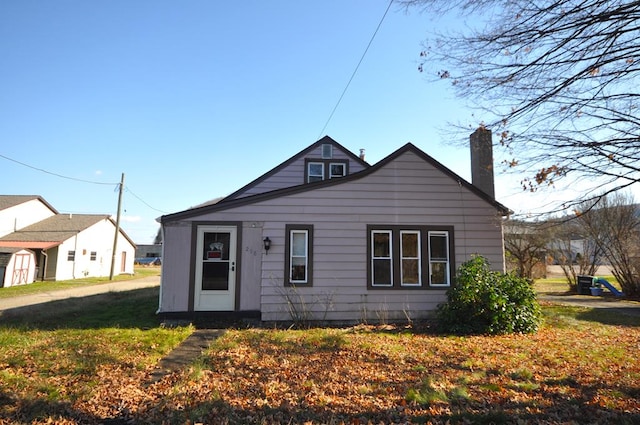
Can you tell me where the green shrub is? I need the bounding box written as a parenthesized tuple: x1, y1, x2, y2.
(437, 256, 542, 335)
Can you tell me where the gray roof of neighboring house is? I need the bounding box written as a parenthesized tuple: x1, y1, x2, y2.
(0, 195, 58, 213)
(0, 214, 136, 249)
(0, 214, 110, 243)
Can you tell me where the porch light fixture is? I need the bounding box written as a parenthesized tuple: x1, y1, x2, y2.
(263, 237, 271, 254)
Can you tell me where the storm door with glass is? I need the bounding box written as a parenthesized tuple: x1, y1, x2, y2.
(194, 225, 237, 311)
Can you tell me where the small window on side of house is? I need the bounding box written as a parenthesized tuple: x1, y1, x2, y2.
(429, 231, 450, 286)
(284, 224, 314, 285)
(90, 251, 97, 261)
(67, 250, 75, 261)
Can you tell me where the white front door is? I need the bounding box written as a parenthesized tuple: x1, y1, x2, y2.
(194, 225, 237, 311)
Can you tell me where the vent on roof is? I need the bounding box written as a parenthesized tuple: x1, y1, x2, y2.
(322, 144, 333, 159)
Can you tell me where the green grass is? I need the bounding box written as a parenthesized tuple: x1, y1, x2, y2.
(2, 276, 640, 424)
(0, 266, 160, 299)
(0, 285, 192, 421)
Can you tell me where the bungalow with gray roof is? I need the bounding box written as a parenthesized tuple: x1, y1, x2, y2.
(158, 130, 510, 323)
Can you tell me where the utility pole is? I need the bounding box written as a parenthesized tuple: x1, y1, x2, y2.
(109, 173, 125, 280)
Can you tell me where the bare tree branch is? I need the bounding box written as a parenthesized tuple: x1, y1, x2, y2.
(403, 0, 640, 215)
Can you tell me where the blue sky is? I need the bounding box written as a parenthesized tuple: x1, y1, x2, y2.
(1, 1, 573, 243)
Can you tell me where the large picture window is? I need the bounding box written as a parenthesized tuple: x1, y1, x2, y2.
(285, 224, 314, 285)
(367, 226, 454, 289)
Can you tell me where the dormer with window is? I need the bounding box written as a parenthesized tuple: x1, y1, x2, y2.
(222, 136, 369, 200)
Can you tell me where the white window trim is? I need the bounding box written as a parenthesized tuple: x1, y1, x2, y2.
(400, 230, 422, 286)
(371, 230, 393, 287)
(307, 162, 324, 183)
(329, 162, 346, 178)
(289, 229, 309, 284)
(428, 231, 450, 287)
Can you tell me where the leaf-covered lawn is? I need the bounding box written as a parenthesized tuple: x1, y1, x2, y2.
(2, 304, 640, 424)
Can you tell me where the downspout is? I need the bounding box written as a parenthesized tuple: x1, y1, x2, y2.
(156, 224, 165, 314)
(73, 233, 79, 279)
(41, 249, 48, 281)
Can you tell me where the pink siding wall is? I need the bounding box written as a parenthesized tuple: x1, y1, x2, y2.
(160, 150, 505, 322)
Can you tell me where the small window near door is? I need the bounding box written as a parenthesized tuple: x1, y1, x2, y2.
(67, 251, 75, 261)
(285, 224, 313, 285)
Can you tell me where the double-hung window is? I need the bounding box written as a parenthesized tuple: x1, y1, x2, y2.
(307, 162, 324, 183)
(329, 163, 346, 179)
(67, 250, 75, 261)
(285, 224, 314, 285)
(367, 226, 453, 289)
(371, 230, 392, 286)
(401, 231, 421, 286)
(428, 231, 450, 286)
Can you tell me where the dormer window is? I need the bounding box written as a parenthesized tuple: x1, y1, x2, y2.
(305, 159, 348, 183)
(330, 163, 346, 179)
(307, 162, 324, 183)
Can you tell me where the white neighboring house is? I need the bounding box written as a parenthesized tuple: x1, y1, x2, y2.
(0, 195, 136, 284)
(0, 195, 57, 237)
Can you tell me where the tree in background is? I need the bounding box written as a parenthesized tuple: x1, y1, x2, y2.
(549, 218, 601, 292)
(402, 0, 640, 211)
(504, 220, 551, 280)
(576, 193, 640, 296)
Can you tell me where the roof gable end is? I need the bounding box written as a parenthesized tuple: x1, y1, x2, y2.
(162, 141, 510, 222)
(0, 195, 58, 214)
(221, 135, 370, 202)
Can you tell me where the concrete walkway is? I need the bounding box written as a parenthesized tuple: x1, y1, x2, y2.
(0, 275, 160, 314)
(147, 329, 226, 384)
(537, 292, 640, 317)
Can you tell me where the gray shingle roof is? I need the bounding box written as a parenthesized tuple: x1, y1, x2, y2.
(0, 195, 58, 213)
(0, 214, 110, 243)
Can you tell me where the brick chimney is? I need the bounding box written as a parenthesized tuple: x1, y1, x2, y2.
(470, 127, 495, 198)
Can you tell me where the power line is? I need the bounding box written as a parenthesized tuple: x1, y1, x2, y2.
(0, 152, 117, 186)
(317, 0, 394, 138)
(0, 151, 168, 214)
(125, 186, 169, 214)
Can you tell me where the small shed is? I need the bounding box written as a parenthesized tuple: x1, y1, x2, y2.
(0, 248, 36, 288)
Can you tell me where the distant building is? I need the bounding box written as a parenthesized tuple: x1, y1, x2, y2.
(0, 195, 136, 285)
